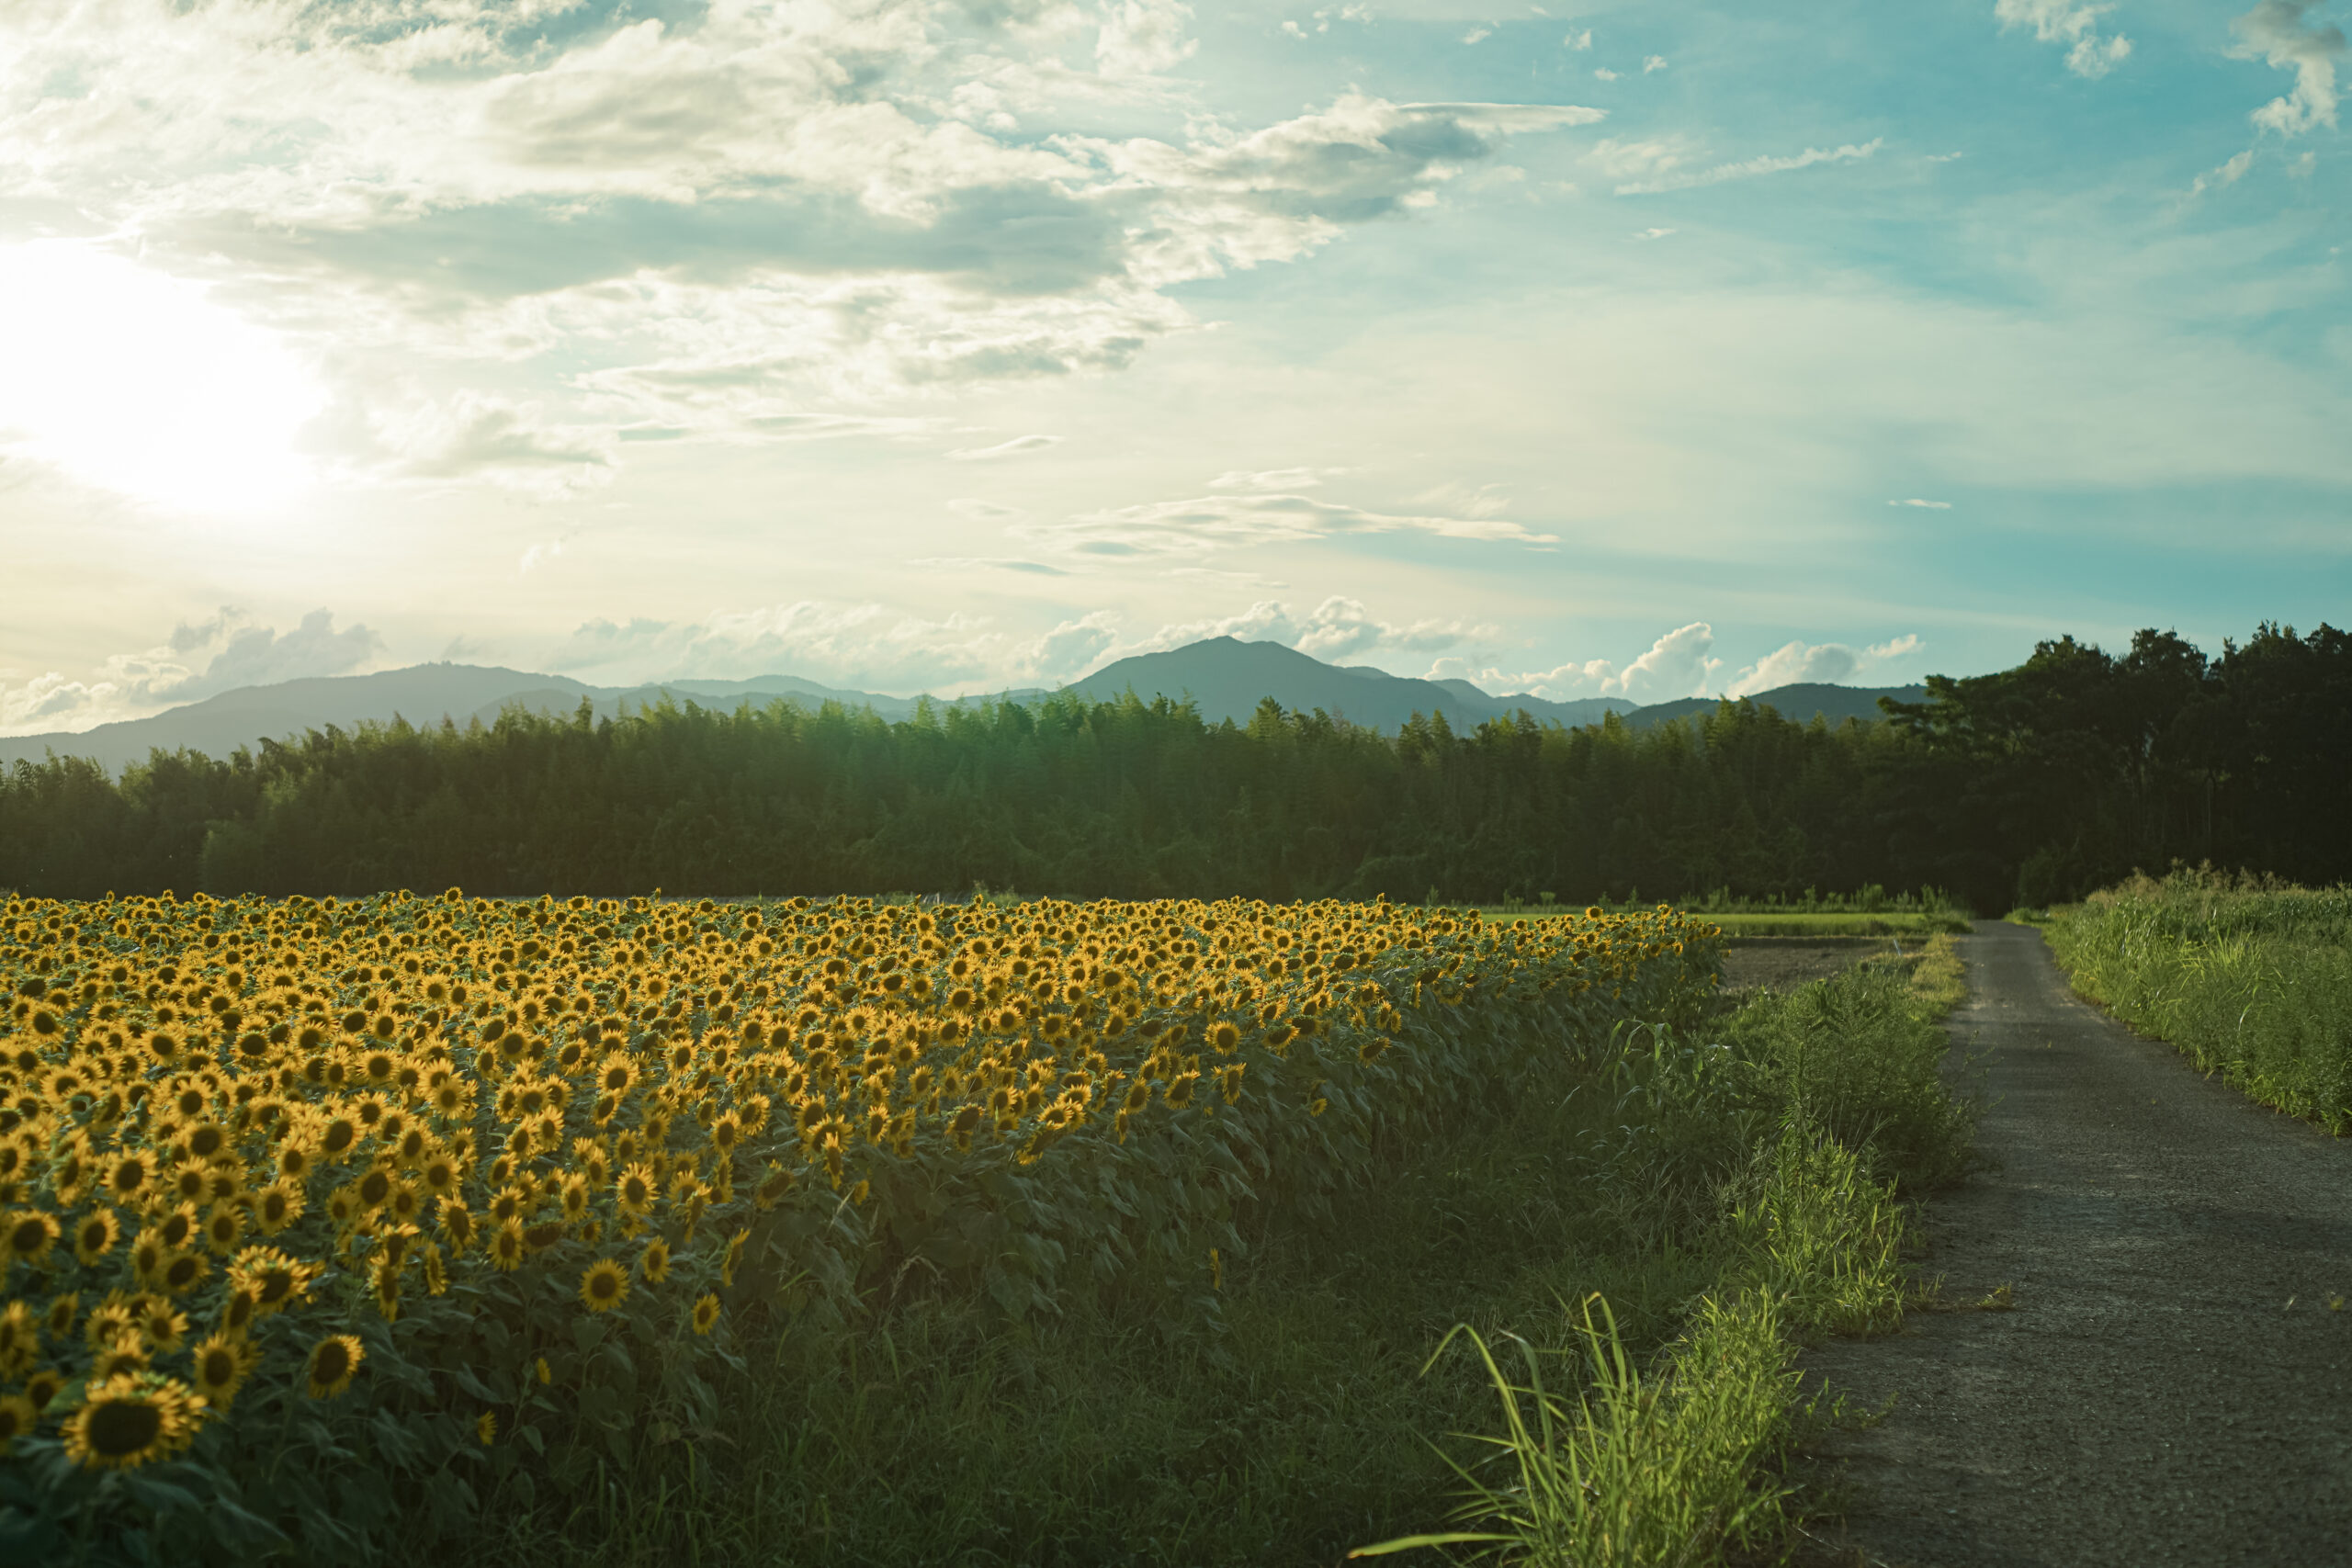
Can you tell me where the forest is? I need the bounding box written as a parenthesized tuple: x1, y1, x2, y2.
(0, 621, 2342, 914)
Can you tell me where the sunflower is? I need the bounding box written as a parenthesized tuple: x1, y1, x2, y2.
(439, 1199, 475, 1250)
(135, 1299, 188, 1353)
(22, 1368, 63, 1413)
(157, 1249, 209, 1296)
(43, 1292, 80, 1341)
(202, 1201, 244, 1255)
(220, 1287, 259, 1338)
(72, 1207, 122, 1267)
(3, 1210, 59, 1268)
(84, 1293, 140, 1348)
(487, 1217, 526, 1271)
(303, 1335, 365, 1398)
(253, 1179, 303, 1235)
(93, 1333, 150, 1382)
(189, 1332, 258, 1410)
(0, 1301, 35, 1371)
(231, 1247, 321, 1314)
(690, 1292, 721, 1336)
(721, 1227, 749, 1287)
(418, 1151, 460, 1200)
(476, 1410, 497, 1446)
(62, 1375, 205, 1471)
(616, 1162, 657, 1216)
(639, 1235, 672, 1284)
(579, 1258, 629, 1314)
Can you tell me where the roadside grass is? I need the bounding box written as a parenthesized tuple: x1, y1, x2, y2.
(449, 943, 1977, 1568)
(2044, 869, 2352, 1134)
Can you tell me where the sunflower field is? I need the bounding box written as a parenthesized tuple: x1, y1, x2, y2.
(0, 887, 1719, 1562)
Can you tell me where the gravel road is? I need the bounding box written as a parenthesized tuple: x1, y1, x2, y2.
(1798, 919, 2352, 1567)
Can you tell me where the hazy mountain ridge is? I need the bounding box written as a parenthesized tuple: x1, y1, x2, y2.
(0, 640, 1925, 773)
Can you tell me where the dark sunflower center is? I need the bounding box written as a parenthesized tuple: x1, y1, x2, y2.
(8, 1218, 45, 1256)
(201, 1348, 236, 1384)
(314, 1345, 350, 1382)
(259, 1269, 293, 1303)
(87, 1398, 164, 1457)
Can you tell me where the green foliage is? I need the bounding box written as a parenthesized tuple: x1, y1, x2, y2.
(5, 619, 2342, 910)
(2047, 869, 2352, 1132)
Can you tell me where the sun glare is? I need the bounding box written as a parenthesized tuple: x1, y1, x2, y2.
(0, 241, 323, 513)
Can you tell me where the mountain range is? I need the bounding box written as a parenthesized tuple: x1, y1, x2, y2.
(0, 637, 1925, 773)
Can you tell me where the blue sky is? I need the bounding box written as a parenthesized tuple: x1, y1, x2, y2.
(0, 0, 2344, 731)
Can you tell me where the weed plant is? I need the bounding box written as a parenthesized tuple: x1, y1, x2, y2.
(2047, 868, 2352, 1131)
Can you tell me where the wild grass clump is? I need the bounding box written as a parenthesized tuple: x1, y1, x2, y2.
(1714, 942, 1980, 1193)
(2047, 868, 2352, 1131)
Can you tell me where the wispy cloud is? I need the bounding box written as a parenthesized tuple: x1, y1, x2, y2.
(1888, 497, 1953, 508)
(1614, 138, 1883, 195)
(947, 434, 1062, 460)
(1022, 487, 1559, 558)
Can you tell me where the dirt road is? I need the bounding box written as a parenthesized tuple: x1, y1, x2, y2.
(1799, 920, 2352, 1567)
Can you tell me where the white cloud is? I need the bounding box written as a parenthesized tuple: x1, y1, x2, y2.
(1286, 4, 1374, 38)
(1995, 0, 2133, 79)
(1726, 632, 1926, 696)
(2233, 0, 2346, 137)
(0, 610, 384, 735)
(1643, 54, 1669, 72)
(1464, 27, 1494, 44)
(1208, 467, 1345, 491)
(1888, 496, 1953, 508)
(2183, 148, 2257, 202)
(518, 540, 567, 574)
(0, 6, 1600, 500)
(1131, 597, 1482, 661)
(1566, 28, 1593, 49)
(1726, 639, 1861, 695)
(1014, 611, 1119, 680)
(1633, 226, 1677, 240)
(1097, 0, 1199, 77)
(1593, 67, 1620, 80)
(371, 391, 614, 492)
(1436, 623, 1724, 703)
(947, 434, 1063, 460)
(547, 603, 1008, 694)
(1612, 138, 1883, 196)
(1431, 624, 1926, 709)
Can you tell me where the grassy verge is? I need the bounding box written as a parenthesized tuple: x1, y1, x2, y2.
(2044, 870, 2352, 1133)
(1481, 911, 1968, 939)
(441, 946, 1975, 1568)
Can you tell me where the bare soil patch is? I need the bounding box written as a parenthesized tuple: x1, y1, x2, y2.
(1795, 921, 2352, 1566)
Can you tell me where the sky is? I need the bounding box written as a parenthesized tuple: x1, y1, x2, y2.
(0, 0, 2346, 734)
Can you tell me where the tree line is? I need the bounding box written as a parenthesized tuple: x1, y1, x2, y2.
(1, 622, 2341, 914)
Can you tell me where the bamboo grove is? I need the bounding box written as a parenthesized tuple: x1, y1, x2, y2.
(0, 885, 1719, 1557)
(1, 625, 2343, 916)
